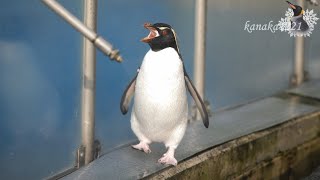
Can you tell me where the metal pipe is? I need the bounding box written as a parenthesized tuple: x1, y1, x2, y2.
(291, 0, 306, 86)
(293, 36, 305, 85)
(193, 0, 207, 120)
(194, 0, 207, 99)
(81, 0, 97, 165)
(42, 0, 122, 62)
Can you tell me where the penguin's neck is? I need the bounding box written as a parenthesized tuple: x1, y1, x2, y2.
(142, 48, 182, 80)
(148, 41, 179, 54)
(150, 45, 182, 61)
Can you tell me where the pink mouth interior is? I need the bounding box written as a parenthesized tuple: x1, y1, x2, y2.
(141, 26, 159, 42)
(141, 23, 159, 43)
(147, 28, 158, 39)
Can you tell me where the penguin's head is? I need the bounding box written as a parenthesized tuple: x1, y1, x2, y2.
(286, 1, 305, 16)
(141, 22, 180, 53)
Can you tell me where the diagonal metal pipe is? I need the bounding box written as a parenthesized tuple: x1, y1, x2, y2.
(42, 0, 122, 62)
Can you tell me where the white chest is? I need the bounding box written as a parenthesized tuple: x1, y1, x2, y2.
(134, 48, 187, 116)
(132, 48, 188, 141)
(136, 48, 185, 101)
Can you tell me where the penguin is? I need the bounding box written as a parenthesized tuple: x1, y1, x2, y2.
(286, 1, 309, 32)
(120, 23, 209, 166)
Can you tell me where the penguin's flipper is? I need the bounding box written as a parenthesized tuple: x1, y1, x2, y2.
(120, 73, 138, 115)
(184, 74, 209, 128)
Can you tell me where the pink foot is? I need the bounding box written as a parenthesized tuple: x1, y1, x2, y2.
(158, 153, 178, 166)
(158, 147, 177, 166)
(132, 142, 151, 153)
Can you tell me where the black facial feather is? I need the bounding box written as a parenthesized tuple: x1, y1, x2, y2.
(147, 23, 180, 54)
(153, 23, 172, 28)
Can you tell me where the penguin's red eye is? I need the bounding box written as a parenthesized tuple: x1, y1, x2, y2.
(162, 30, 168, 36)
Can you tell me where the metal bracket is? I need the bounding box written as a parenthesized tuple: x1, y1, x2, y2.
(76, 145, 86, 168)
(76, 140, 101, 168)
(290, 71, 309, 87)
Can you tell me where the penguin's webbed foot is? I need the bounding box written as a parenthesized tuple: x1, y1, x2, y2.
(158, 153, 178, 166)
(132, 142, 151, 153)
(158, 147, 178, 166)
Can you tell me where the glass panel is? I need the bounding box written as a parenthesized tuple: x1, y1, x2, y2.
(204, 0, 295, 108)
(0, 0, 82, 179)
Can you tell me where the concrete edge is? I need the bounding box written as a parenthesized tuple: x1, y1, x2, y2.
(145, 111, 320, 179)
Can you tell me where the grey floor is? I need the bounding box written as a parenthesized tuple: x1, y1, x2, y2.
(60, 81, 320, 180)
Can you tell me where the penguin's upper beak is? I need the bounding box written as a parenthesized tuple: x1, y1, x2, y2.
(286, 1, 296, 9)
(141, 23, 160, 43)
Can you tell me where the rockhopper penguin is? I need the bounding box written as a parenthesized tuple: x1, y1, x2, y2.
(120, 23, 209, 166)
(286, 1, 309, 32)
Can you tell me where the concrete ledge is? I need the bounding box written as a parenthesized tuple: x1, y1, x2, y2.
(61, 81, 320, 180)
(147, 112, 320, 179)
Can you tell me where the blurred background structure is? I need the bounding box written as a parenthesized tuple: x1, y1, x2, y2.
(0, 0, 319, 179)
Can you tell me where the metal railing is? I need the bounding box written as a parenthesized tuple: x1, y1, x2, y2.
(80, 0, 97, 165)
(42, 0, 123, 168)
(194, 0, 207, 99)
(291, 0, 307, 86)
(291, 0, 318, 86)
(193, 0, 211, 121)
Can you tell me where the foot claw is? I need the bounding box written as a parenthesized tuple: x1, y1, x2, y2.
(132, 142, 151, 153)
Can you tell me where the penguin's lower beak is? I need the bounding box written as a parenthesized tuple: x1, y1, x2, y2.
(286, 1, 296, 9)
(141, 23, 160, 43)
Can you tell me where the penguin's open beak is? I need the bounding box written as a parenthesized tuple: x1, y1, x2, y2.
(286, 1, 296, 9)
(141, 23, 160, 43)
